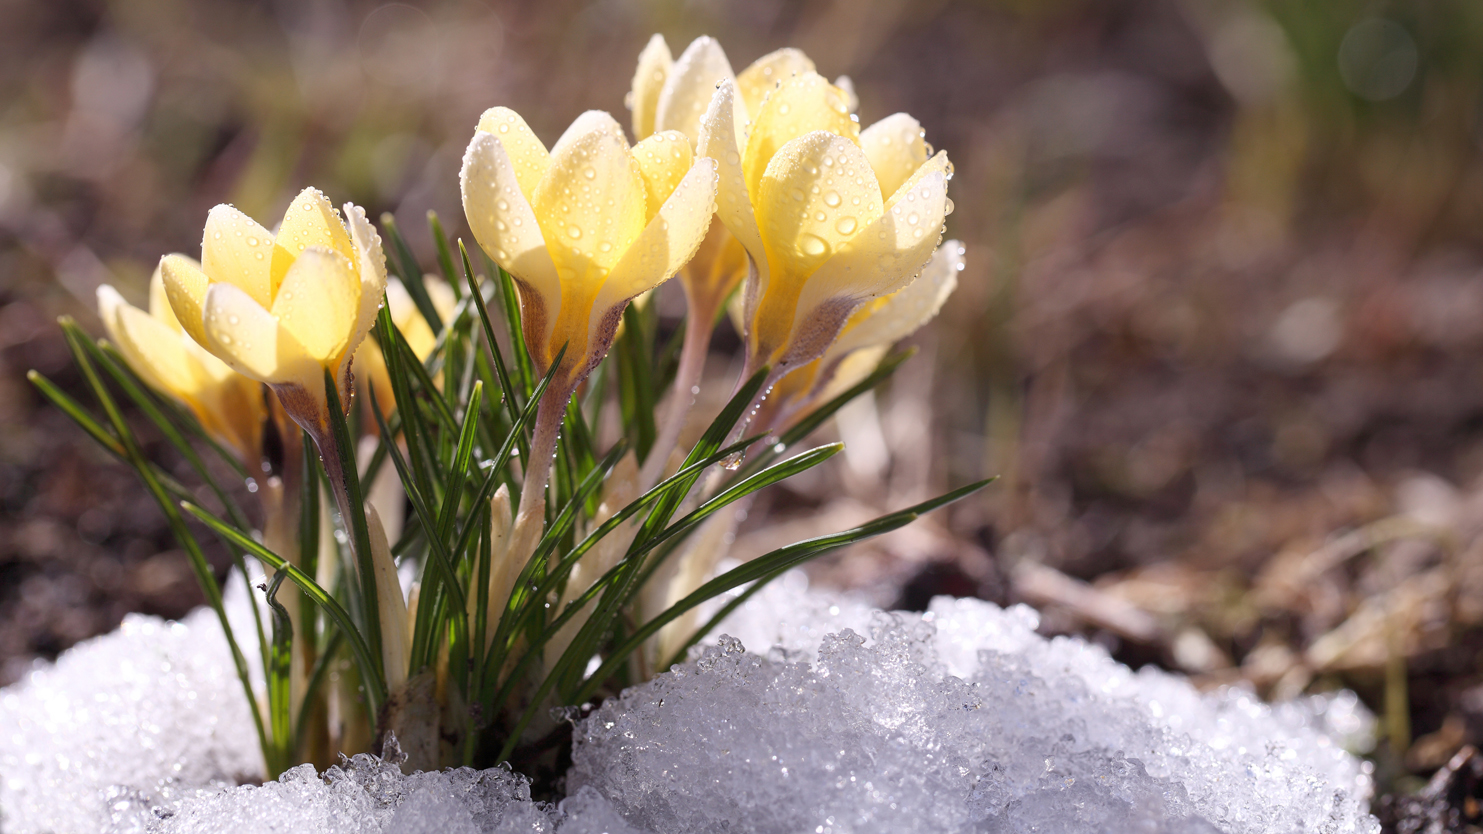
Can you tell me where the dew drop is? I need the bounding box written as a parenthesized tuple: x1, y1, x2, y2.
(814, 210, 826, 222)
(212, 231, 223, 240)
(498, 124, 509, 133)
(228, 315, 240, 325)
(599, 241, 613, 253)
(496, 198, 509, 211)
(799, 234, 828, 256)
(835, 216, 857, 234)
(583, 167, 596, 180)
(568, 226, 582, 239)
(725, 151, 741, 166)
(245, 236, 259, 246)
(790, 188, 805, 202)
(907, 212, 920, 225)
(823, 191, 841, 207)
(778, 103, 790, 115)
(944, 197, 955, 216)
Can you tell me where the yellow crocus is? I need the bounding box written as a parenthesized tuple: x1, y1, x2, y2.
(96, 264, 264, 463)
(459, 107, 718, 392)
(158, 187, 387, 437)
(697, 72, 953, 380)
(629, 35, 820, 321)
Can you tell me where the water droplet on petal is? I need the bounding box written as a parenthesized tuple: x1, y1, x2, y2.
(835, 216, 857, 234)
(568, 226, 583, 239)
(799, 234, 828, 256)
(228, 315, 240, 325)
(823, 191, 841, 207)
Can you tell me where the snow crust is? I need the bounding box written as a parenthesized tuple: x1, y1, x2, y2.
(0, 569, 1380, 834)
(571, 575, 1380, 833)
(0, 579, 263, 833)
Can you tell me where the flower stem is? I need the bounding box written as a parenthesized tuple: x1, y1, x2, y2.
(642, 295, 716, 489)
(510, 379, 575, 565)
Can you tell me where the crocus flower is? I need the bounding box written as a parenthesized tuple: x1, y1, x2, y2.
(97, 264, 265, 463)
(460, 107, 719, 392)
(159, 187, 387, 437)
(628, 35, 822, 484)
(697, 72, 953, 380)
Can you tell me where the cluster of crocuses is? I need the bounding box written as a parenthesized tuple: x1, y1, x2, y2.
(88, 35, 965, 773)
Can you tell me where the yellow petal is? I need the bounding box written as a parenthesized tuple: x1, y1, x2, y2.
(202, 282, 313, 385)
(160, 253, 211, 347)
(148, 262, 184, 334)
(475, 107, 550, 197)
(736, 47, 815, 116)
(98, 285, 196, 398)
(461, 131, 562, 351)
(531, 120, 646, 285)
(629, 34, 672, 141)
(860, 113, 928, 201)
(344, 202, 388, 363)
(792, 151, 951, 331)
(631, 130, 693, 222)
(551, 110, 629, 156)
(426, 275, 456, 324)
(592, 157, 718, 322)
(826, 239, 962, 362)
(387, 279, 437, 360)
(697, 81, 768, 293)
(271, 247, 360, 364)
(656, 36, 741, 145)
(756, 131, 884, 296)
(272, 187, 356, 300)
(742, 72, 858, 209)
(201, 204, 275, 308)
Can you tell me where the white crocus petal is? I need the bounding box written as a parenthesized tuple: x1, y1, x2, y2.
(861, 113, 929, 201)
(630, 34, 672, 140)
(271, 247, 360, 364)
(590, 157, 719, 330)
(461, 131, 562, 349)
(791, 155, 950, 335)
(656, 36, 743, 146)
(825, 240, 963, 363)
(345, 202, 388, 355)
(200, 204, 275, 308)
(698, 82, 769, 307)
(202, 282, 314, 384)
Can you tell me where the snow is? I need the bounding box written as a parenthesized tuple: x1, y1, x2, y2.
(0, 576, 263, 833)
(0, 569, 1380, 834)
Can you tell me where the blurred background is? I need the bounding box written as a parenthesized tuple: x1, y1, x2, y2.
(3, 0, 1483, 806)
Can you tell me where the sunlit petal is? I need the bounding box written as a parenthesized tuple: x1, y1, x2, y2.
(201, 205, 275, 308)
(656, 36, 741, 145)
(271, 247, 360, 365)
(860, 113, 929, 202)
(160, 253, 212, 346)
(629, 34, 672, 141)
(475, 107, 551, 197)
(631, 130, 693, 222)
(736, 47, 815, 116)
(272, 187, 356, 300)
